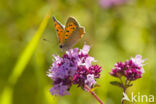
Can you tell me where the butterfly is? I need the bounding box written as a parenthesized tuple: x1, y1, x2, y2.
(52, 16, 85, 51)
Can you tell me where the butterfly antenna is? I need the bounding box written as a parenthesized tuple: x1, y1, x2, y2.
(52, 16, 56, 21)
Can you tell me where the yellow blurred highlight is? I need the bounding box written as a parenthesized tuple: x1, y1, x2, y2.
(0, 11, 51, 104)
(8, 12, 51, 85)
(0, 86, 13, 104)
(45, 86, 58, 104)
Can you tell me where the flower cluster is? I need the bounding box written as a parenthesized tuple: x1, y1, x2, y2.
(47, 45, 102, 96)
(99, 0, 129, 8)
(110, 55, 146, 81)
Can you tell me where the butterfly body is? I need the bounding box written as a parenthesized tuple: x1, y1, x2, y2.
(53, 16, 85, 51)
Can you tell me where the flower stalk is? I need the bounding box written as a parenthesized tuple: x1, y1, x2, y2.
(109, 55, 146, 104)
(120, 78, 127, 104)
(84, 85, 104, 104)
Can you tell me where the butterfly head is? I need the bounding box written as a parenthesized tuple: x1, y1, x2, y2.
(58, 43, 67, 52)
(59, 45, 63, 49)
(59, 44, 70, 52)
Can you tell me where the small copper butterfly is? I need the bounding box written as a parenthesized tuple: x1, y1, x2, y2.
(52, 16, 85, 51)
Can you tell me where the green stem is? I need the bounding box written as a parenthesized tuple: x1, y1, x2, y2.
(121, 87, 126, 104)
(119, 77, 127, 104)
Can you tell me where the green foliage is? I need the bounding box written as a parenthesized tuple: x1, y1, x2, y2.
(110, 81, 122, 88)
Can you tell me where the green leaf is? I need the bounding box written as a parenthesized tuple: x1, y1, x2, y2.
(90, 84, 100, 91)
(110, 81, 122, 88)
(126, 83, 133, 88)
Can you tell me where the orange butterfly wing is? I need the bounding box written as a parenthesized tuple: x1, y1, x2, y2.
(52, 16, 64, 45)
(64, 17, 78, 40)
(53, 16, 85, 51)
(62, 17, 85, 51)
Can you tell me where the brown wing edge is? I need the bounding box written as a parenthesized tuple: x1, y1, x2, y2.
(66, 17, 79, 28)
(79, 27, 85, 38)
(52, 16, 64, 29)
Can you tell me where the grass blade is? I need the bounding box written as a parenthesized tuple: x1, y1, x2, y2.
(0, 11, 51, 104)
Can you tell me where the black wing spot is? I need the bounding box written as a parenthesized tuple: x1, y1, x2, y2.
(59, 45, 63, 48)
(66, 30, 69, 32)
(56, 29, 59, 32)
(65, 35, 68, 36)
(71, 27, 75, 30)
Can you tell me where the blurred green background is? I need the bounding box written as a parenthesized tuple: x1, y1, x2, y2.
(0, 0, 156, 104)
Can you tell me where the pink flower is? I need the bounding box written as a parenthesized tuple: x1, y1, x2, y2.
(110, 55, 146, 81)
(99, 0, 129, 8)
(85, 74, 96, 88)
(47, 45, 102, 96)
